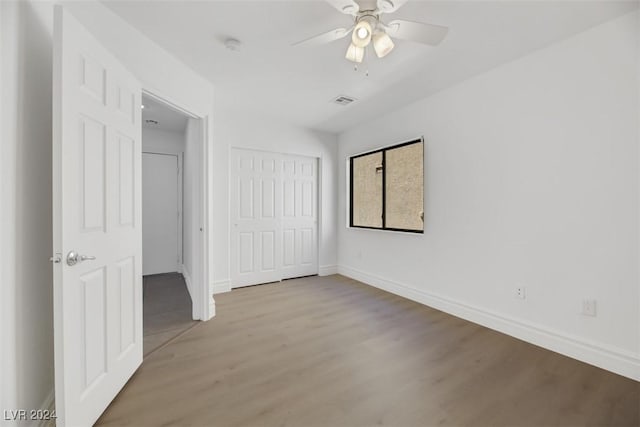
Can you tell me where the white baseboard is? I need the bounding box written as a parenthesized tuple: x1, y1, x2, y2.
(181, 265, 193, 300)
(209, 298, 216, 319)
(181, 266, 201, 320)
(211, 280, 231, 295)
(338, 265, 640, 382)
(318, 265, 338, 276)
(35, 388, 55, 427)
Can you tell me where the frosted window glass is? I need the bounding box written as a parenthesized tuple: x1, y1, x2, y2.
(385, 142, 424, 231)
(351, 152, 383, 228)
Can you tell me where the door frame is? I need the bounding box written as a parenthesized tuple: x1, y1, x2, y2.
(141, 151, 183, 275)
(229, 147, 321, 288)
(143, 89, 212, 320)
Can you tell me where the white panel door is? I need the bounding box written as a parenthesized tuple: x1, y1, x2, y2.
(230, 149, 318, 288)
(281, 155, 318, 279)
(142, 153, 179, 275)
(52, 7, 142, 427)
(230, 149, 282, 287)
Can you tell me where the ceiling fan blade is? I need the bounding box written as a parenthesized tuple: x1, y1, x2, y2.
(325, 0, 360, 15)
(376, 0, 408, 14)
(386, 19, 449, 46)
(292, 27, 352, 47)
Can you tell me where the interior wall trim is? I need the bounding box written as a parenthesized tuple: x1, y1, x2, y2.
(211, 280, 231, 295)
(36, 388, 55, 427)
(208, 295, 216, 319)
(181, 265, 194, 305)
(319, 265, 338, 276)
(337, 265, 640, 382)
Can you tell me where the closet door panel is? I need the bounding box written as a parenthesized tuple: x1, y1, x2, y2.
(230, 149, 282, 287)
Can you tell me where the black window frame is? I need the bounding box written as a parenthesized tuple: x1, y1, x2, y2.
(349, 138, 424, 234)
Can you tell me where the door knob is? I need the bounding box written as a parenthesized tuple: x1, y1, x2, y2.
(66, 251, 96, 266)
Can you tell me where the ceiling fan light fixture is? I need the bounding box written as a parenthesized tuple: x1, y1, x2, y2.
(373, 31, 394, 58)
(351, 20, 372, 47)
(345, 42, 364, 63)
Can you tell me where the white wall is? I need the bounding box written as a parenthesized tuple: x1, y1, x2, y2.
(1, 1, 55, 421)
(0, 0, 215, 418)
(142, 127, 185, 155)
(337, 11, 640, 380)
(212, 108, 339, 292)
(0, 2, 18, 420)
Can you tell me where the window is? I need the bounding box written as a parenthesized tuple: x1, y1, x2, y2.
(349, 139, 424, 233)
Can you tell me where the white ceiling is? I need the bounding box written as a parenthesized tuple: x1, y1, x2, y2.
(142, 94, 189, 133)
(104, 0, 638, 134)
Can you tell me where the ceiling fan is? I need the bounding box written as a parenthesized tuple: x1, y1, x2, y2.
(293, 0, 449, 63)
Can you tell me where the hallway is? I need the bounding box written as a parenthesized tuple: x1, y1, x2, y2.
(143, 273, 196, 356)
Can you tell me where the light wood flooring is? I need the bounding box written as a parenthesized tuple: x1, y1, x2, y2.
(143, 273, 197, 356)
(98, 275, 639, 426)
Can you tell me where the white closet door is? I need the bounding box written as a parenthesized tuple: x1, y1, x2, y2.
(230, 149, 282, 288)
(281, 155, 318, 279)
(230, 149, 318, 288)
(142, 153, 179, 275)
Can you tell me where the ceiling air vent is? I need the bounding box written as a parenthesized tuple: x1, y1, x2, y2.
(332, 95, 356, 106)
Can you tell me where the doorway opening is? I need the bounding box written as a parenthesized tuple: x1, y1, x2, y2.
(141, 94, 200, 356)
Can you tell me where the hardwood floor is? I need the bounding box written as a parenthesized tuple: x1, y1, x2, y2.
(143, 273, 197, 356)
(97, 275, 639, 426)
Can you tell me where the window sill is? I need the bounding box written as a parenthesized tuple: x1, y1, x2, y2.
(347, 225, 424, 236)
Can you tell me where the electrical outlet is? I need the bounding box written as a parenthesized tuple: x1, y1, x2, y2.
(515, 286, 526, 299)
(582, 299, 597, 317)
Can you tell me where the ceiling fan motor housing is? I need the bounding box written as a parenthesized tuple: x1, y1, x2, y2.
(356, 0, 380, 12)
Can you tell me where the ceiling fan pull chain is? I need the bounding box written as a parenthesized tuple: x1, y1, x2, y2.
(363, 46, 369, 77)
